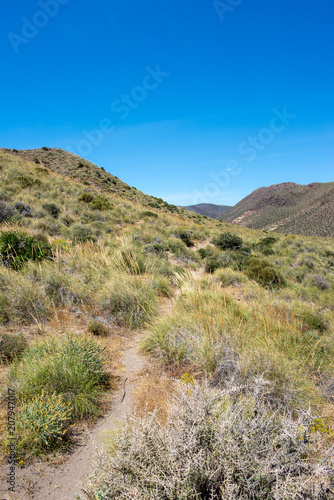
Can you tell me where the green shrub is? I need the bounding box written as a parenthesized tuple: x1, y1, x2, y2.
(99, 277, 157, 328)
(15, 174, 41, 188)
(197, 246, 215, 259)
(11, 334, 107, 420)
(0, 231, 52, 269)
(15, 392, 72, 454)
(42, 203, 61, 218)
(260, 236, 277, 245)
(245, 257, 285, 288)
(78, 192, 112, 210)
(90, 194, 112, 211)
(88, 320, 110, 337)
(213, 232, 243, 250)
(71, 225, 97, 243)
(0, 333, 28, 363)
(301, 311, 328, 332)
(141, 211, 158, 218)
(78, 192, 94, 203)
(178, 230, 194, 247)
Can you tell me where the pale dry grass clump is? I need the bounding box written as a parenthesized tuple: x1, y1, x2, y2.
(133, 365, 175, 423)
(84, 382, 334, 499)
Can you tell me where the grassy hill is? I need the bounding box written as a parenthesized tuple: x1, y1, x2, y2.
(182, 202, 232, 219)
(221, 181, 334, 237)
(0, 149, 333, 497)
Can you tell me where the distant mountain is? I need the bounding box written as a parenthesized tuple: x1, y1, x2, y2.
(221, 182, 334, 237)
(182, 203, 232, 219)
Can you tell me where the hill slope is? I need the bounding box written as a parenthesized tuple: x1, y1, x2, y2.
(221, 181, 334, 236)
(0, 147, 194, 217)
(182, 203, 232, 219)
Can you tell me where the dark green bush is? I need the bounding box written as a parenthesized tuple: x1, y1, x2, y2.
(213, 232, 243, 250)
(258, 244, 275, 256)
(178, 230, 194, 248)
(78, 192, 94, 203)
(0, 231, 52, 269)
(42, 203, 61, 218)
(245, 257, 285, 288)
(197, 246, 215, 259)
(141, 211, 158, 218)
(260, 236, 277, 245)
(0, 333, 28, 364)
(41, 147, 50, 151)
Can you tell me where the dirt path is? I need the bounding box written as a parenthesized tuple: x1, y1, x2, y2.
(0, 334, 146, 500)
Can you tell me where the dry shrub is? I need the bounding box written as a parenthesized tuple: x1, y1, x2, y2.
(84, 382, 334, 499)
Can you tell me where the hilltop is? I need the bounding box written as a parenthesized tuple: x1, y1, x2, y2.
(221, 181, 334, 237)
(182, 203, 232, 219)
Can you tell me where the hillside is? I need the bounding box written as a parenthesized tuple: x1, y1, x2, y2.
(0, 149, 333, 498)
(221, 181, 334, 237)
(0, 147, 195, 218)
(182, 203, 232, 219)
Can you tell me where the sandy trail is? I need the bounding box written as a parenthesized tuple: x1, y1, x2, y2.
(0, 334, 145, 500)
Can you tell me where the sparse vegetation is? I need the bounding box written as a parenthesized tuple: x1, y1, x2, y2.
(0, 148, 333, 497)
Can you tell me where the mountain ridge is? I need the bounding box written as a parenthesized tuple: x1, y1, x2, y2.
(221, 181, 334, 237)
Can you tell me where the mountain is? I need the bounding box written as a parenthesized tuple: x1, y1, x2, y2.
(221, 181, 334, 237)
(182, 203, 232, 219)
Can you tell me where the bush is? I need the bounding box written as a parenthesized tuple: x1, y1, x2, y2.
(0, 276, 51, 324)
(91, 194, 112, 211)
(11, 334, 107, 420)
(42, 203, 61, 218)
(0, 201, 16, 223)
(99, 276, 157, 328)
(85, 383, 332, 500)
(213, 232, 243, 250)
(78, 192, 94, 203)
(177, 230, 194, 247)
(88, 320, 110, 337)
(312, 274, 330, 291)
(141, 211, 158, 218)
(301, 311, 328, 332)
(245, 257, 285, 288)
(78, 193, 112, 210)
(15, 392, 72, 454)
(71, 225, 97, 243)
(0, 333, 28, 363)
(0, 231, 52, 269)
(215, 269, 247, 287)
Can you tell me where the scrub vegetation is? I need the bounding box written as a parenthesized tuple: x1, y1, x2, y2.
(0, 148, 333, 497)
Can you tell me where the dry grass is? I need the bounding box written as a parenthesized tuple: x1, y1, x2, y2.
(133, 364, 176, 424)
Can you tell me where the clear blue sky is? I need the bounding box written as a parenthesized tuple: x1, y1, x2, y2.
(1, 0, 333, 206)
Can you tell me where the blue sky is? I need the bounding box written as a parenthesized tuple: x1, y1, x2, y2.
(1, 0, 333, 206)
